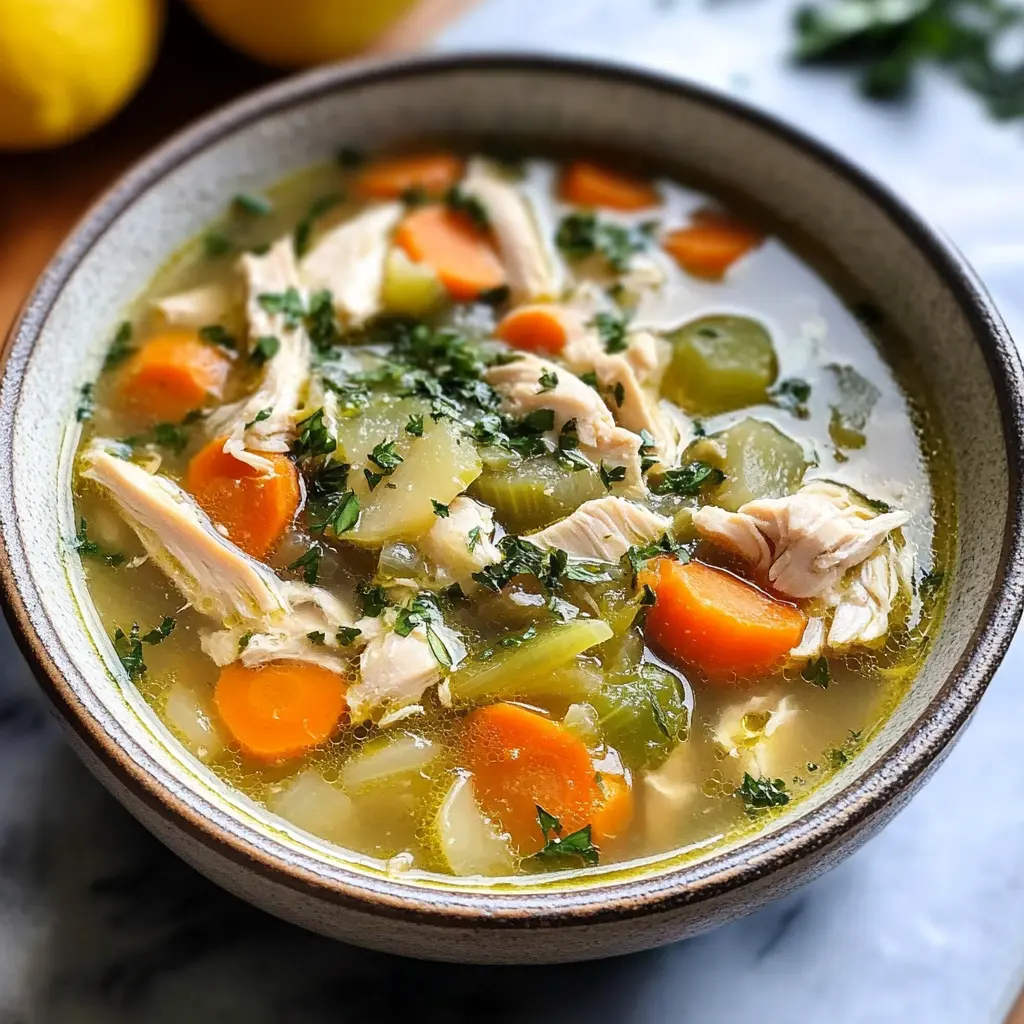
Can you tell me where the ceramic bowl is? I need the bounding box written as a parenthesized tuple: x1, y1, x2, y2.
(1, 54, 1022, 965)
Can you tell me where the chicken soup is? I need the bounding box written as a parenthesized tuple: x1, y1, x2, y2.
(71, 150, 953, 878)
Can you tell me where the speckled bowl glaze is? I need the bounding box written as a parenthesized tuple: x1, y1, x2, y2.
(1, 54, 1022, 964)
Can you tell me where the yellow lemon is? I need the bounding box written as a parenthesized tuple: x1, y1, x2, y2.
(0, 0, 165, 151)
(183, 0, 420, 68)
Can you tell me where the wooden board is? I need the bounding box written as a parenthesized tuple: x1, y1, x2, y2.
(0, 0, 477, 335)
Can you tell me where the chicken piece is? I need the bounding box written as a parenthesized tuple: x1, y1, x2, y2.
(152, 280, 235, 328)
(692, 480, 910, 600)
(560, 314, 681, 463)
(828, 541, 902, 649)
(420, 496, 501, 588)
(205, 238, 312, 467)
(462, 158, 561, 303)
(641, 741, 699, 849)
(80, 443, 358, 670)
(790, 616, 826, 660)
(484, 352, 646, 492)
(300, 202, 402, 326)
(347, 626, 443, 723)
(526, 496, 670, 562)
(714, 694, 797, 781)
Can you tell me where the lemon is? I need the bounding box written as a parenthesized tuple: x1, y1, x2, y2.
(183, 0, 419, 68)
(0, 0, 165, 151)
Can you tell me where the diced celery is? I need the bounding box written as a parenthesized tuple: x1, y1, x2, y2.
(340, 731, 441, 794)
(381, 248, 446, 317)
(590, 663, 690, 771)
(663, 316, 778, 415)
(470, 455, 606, 533)
(699, 417, 810, 511)
(449, 619, 613, 705)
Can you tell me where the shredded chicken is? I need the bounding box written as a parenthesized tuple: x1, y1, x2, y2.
(80, 442, 358, 670)
(714, 694, 797, 780)
(827, 541, 902, 649)
(152, 280, 234, 328)
(420, 496, 501, 588)
(484, 352, 646, 493)
(463, 158, 561, 303)
(299, 202, 402, 326)
(205, 238, 312, 468)
(347, 626, 443, 723)
(692, 480, 910, 600)
(526, 496, 670, 562)
(560, 313, 681, 463)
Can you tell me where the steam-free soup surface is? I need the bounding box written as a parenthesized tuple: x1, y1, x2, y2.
(72, 150, 952, 879)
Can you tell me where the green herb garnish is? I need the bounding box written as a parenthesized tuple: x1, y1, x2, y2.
(802, 656, 830, 689)
(531, 805, 600, 867)
(736, 773, 790, 811)
(288, 544, 324, 585)
(102, 321, 134, 371)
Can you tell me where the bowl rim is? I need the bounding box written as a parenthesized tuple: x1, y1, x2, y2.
(2, 51, 1023, 929)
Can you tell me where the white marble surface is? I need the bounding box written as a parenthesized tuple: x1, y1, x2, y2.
(3, 2, 1024, 1022)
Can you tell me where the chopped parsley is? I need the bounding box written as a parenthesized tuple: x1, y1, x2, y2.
(444, 185, 489, 229)
(308, 487, 360, 535)
(249, 334, 280, 366)
(612, 381, 626, 408)
(336, 626, 362, 645)
(368, 438, 403, 475)
(591, 311, 629, 354)
(771, 377, 812, 418)
(537, 369, 559, 393)
(73, 518, 126, 567)
(358, 582, 389, 618)
(198, 324, 237, 351)
(257, 287, 305, 328)
(477, 284, 510, 306)
(599, 461, 627, 489)
(112, 616, 177, 679)
(431, 499, 450, 518)
(736, 773, 790, 811)
(555, 211, 650, 272)
(293, 193, 341, 258)
(102, 321, 134, 371)
(237, 631, 254, 654)
(203, 231, 233, 258)
(467, 526, 482, 552)
(531, 805, 600, 867)
(426, 624, 453, 668)
(233, 192, 272, 217)
(306, 289, 341, 352)
(638, 429, 658, 473)
(76, 383, 95, 422)
(651, 461, 725, 496)
(625, 533, 690, 587)
(306, 630, 327, 646)
(405, 413, 425, 437)
(288, 543, 324, 585)
(244, 407, 273, 430)
(141, 617, 176, 645)
(292, 408, 337, 458)
(802, 656, 830, 689)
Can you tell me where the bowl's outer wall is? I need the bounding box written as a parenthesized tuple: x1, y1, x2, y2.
(1, 56, 1022, 962)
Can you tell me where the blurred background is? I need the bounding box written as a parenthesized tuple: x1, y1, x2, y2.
(2, 1, 1024, 1021)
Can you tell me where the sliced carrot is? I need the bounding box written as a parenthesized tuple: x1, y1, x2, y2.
(662, 209, 764, 280)
(395, 205, 506, 301)
(560, 160, 660, 211)
(354, 151, 464, 199)
(591, 771, 634, 843)
(494, 304, 570, 355)
(116, 331, 231, 425)
(640, 558, 807, 681)
(185, 436, 300, 560)
(215, 660, 347, 762)
(462, 702, 602, 855)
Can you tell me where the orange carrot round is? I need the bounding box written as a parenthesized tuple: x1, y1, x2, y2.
(395, 205, 506, 301)
(215, 660, 347, 762)
(355, 151, 464, 199)
(116, 331, 231, 425)
(641, 558, 807, 681)
(185, 436, 300, 560)
(560, 160, 660, 211)
(461, 702, 602, 854)
(662, 209, 764, 281)
(494, 304, 570, 355)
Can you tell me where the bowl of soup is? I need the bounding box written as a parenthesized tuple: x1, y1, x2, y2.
(1, 54, 1022, 963)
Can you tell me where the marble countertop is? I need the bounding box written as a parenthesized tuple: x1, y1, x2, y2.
(3, 2, 1024, 1022)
